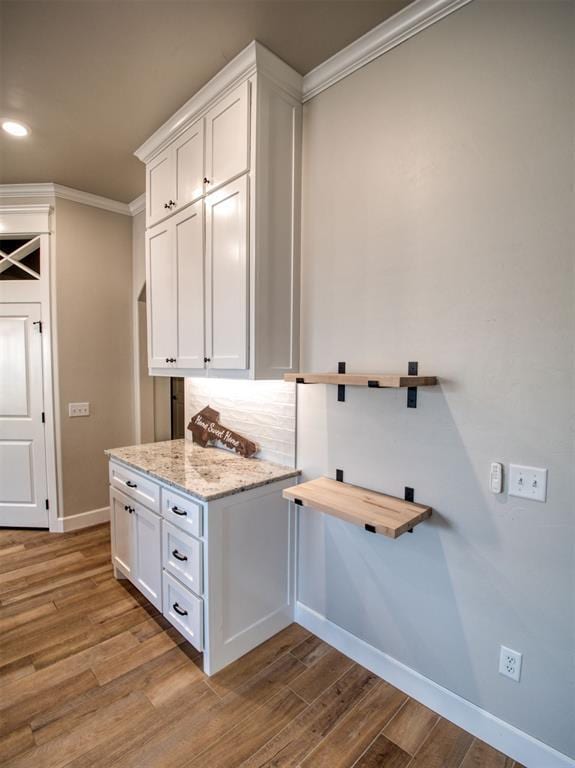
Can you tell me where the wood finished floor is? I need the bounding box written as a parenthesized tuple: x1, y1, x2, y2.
(0, 524, 525, 768)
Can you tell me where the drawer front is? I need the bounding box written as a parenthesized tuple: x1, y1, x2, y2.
(162, 521, 203, 595)
(161, 486, 203, 538)
(162, 571, 203, 651)
(110, 462, 160, 513)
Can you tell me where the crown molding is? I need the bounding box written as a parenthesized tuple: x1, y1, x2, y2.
(0, 204, 52, 234)
(129, 193, 145, 216)
(302, 0, 473, 102)
(135, 40, 303, 164)
(0, 183, 135, 216)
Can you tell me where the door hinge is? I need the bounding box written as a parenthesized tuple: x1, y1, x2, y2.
(45, 499, 50, 510)
(33, 321, 43, 333)
(42, 412, 45, 423)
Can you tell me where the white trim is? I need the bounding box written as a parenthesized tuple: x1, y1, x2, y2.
(295, 602, 575, 768)
(0, 204, 52, 234)
(54, 506, 110, 532)
(129, 193, 145, 216)
(135, 40, 302, 164)
(0, 183, 134, 217)
(302, 0, 473, 102)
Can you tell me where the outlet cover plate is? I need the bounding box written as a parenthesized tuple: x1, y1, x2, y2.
(499, 645, 522, 682)
(68, 402, 90, 418)
(508, 464, 547, 502)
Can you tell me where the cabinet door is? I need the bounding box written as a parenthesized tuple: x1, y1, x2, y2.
(110, 490, 134, 579)
(147, 149, 174, 227)
(205, 81, 250, 192)
(133, 504, 162, 610)
(173, 119, 205, 212)
(175, 202, 205, 369)
(205, 176, 248, 370)
(146, 221, 177, 369)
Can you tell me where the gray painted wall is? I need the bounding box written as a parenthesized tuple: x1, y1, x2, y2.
(297, 0, 574, 757)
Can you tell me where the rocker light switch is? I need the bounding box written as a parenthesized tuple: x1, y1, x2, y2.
(69, 402, 90, 417)
(508, 464, 547, 502)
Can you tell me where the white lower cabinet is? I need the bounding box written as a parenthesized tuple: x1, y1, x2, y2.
(109, 459, 295, 675)
(163, 570, 204, 651)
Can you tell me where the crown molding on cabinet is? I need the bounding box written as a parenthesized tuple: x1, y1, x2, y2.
(134, 40, 303, 164)
(301, 0, 473, 102)
(0, 183, 135, 216)
(0, 204, 52, 234)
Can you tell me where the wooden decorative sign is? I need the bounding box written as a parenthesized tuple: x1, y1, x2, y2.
(187, 406, 258, 458)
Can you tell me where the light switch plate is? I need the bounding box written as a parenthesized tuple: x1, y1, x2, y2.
(508, 464, 547, 502)
(69, 402, 90, 417)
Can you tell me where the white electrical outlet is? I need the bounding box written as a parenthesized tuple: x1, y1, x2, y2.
(499, 645, 522, 682)
(68, 402, 90, 417)
(508, 464, 547, 502)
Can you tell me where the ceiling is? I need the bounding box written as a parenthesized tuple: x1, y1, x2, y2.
(0, 0, 410, 203)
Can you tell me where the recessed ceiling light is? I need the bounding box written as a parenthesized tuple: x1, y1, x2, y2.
(2, 120, 29, 137)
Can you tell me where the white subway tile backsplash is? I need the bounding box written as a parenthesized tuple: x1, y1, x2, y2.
(184, 378, 296, 467)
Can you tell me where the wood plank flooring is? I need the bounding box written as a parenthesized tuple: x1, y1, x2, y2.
(0, 524, 525, 767)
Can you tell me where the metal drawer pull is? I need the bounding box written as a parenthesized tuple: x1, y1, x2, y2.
(126, 480, 137, 488)
(173, 602, 188, 617)
(171, 506, 187, 516)
(172, 549, 188, 562)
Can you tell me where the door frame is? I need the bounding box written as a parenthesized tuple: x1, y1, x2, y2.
(0, 205, 59, 530)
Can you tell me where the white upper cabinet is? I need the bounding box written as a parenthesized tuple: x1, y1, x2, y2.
(206, 176, 248, 370)
(146, 221, 177, 368)
(205, 81, 250, 193)
(147, 119, 204, 228)
(175, 201, 204, 369)
(137, 41, 303, 379)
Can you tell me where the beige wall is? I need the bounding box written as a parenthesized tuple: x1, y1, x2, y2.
(298, 0, 574, 758)
(55, 198, 133, 516)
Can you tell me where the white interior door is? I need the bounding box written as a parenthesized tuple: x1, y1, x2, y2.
(175, 201, 205, 369)
(205, 81, 250, 192)
(0, 303, 48, 527)
(146, 221, 177, 369)
(205, 176, 249, 370)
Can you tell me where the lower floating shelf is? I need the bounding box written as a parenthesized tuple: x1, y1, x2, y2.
(283, 477, 432, 539)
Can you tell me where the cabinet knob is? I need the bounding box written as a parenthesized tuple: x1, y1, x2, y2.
(164, 202, 170, 209)
(203, 177, 210, 185)
(204, 357, 211, 363)
(165, 357, 176, 363)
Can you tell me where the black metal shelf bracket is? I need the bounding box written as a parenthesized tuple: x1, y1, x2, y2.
(407, 361, 418, 408)
(405, 486, 414, 532)
(337, 362, 346, 402)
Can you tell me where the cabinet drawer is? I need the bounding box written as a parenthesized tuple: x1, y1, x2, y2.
(161, 486, 203, 538)
(163, 571, 203, 651)
(110, 462, 160, 513)
(162, 521, 203, 595)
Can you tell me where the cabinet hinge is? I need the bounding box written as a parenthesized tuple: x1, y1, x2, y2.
(45, 499, 50, 510)
(42, 412, 45, 423)
(33, 320, 43, 333)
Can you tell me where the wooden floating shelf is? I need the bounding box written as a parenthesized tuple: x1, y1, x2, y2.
(283, 477, 432, 539)
(284, 373, 437, 388)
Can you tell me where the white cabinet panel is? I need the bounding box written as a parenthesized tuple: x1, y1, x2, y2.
(175, 202, 204, 369)
(133, 503, 162, 610)
(147, 222, 177, 369)
(147, 150, 173, 227)
(162, 521, 203, 595)
(110, 489, 134, 579)
(205, 81, 250, 192)
(163, 570, 203, 651)
(109, 461, 160, 513)
(161, 486, 203, 538)
(205, 176, 248, 370)
(174, 120, 205, 212)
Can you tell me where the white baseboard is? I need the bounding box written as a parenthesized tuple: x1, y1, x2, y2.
(294, 602, 574, 768)
(53, 506, 110, 532)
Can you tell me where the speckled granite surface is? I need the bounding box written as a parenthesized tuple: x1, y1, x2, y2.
(105, 439, 300, 502)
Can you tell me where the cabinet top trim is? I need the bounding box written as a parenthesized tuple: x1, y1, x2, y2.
(135, 40, 303, 165)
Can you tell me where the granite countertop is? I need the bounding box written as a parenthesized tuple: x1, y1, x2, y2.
(105, 439, 300, 502)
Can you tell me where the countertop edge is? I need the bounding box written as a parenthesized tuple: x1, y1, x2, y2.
(106, 451, 301, 503)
